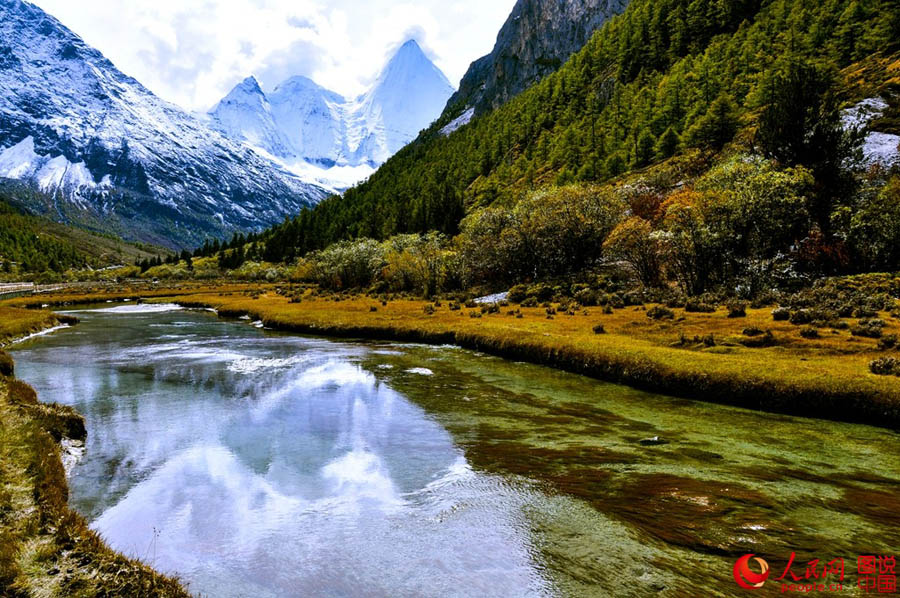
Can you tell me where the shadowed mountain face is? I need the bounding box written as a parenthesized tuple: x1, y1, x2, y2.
(0, 0, 327, 249)
(444, 0, 629, 120)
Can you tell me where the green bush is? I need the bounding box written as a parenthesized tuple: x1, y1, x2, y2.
(878, 334, 898, 350)
(647, 306, 675, 320)
(382, 233, 459, 297)
(726, 301, 747, 318)
(740, 330, 777, 348)
(308, 239, 385, 290)
(800, 327, 820, 339)
(845, 177, 900, 271)
(603, 217, 663, 287)
(508, 285, 528, 304)
(459, 186, 625, 285)
(853, 307, 879, 319)
(870, 357, 900, 376)
(526, 283, 555, 303)
(852, 319, 886, 339)
(574, 288, 599, 307)
(772, 307, 791, 321)
(685, 300, 716, 313)
(789, 310, 813, 325)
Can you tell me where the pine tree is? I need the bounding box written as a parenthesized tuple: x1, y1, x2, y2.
(684, 94, 740, 150)
(655, 127, 680, 159)
(634, 129, 656, 167)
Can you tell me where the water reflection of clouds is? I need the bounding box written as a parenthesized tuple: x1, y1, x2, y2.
(16, 310, 553, 597)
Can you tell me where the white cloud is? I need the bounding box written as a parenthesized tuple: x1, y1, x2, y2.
(29, 0, 516, 111)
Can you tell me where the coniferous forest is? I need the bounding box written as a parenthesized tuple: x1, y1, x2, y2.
(251, 0, 899, 298)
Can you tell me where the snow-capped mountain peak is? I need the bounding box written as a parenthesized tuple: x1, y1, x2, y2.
(273, 75, 343, 101)
(350, 39, 455, 165)
(0, 0, 326, 248)
(208, 39, 455, 191)
(209, 75, 291, 158)
(374, 40, 451, 92)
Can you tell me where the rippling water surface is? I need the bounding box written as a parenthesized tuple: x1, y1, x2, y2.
(10, 305, 900, 597)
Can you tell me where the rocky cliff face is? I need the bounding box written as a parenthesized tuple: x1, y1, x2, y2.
(444, 0, 629, 119)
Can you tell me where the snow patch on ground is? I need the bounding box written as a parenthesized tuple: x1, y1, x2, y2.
(474, 292, 509, 304)
(0, 136, 105, 197)
(440, 107, 475, 136)
(843, 98, 900, 167)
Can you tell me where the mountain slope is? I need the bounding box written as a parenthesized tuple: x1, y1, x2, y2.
(261, 0, 899, 259)
(0, 0, 327, 249)
(0, 180, 164, 275)
(268, 76, 347, 167)
(208, 40, 454, 190)
(443, 0, 629, 121)
(208, 76, 294, 160)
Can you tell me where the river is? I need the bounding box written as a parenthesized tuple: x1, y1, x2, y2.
(9, 305, 900, 597)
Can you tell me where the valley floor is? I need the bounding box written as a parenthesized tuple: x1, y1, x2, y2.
(1, 281, 898, 595)
(5, 282, 900, 429)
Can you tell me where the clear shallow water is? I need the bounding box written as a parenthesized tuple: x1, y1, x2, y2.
(10, 305, 900, 598)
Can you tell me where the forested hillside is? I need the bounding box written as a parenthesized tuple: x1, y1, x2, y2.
(262, 0, 898, 263)
(0, 182, 162, 278)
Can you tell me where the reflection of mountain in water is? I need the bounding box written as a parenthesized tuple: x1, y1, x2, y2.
(14, 307, 551, 598)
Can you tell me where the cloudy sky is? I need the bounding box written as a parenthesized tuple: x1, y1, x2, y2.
(30, 0, 516, 112)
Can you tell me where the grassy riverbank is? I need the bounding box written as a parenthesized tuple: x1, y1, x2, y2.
(5, 283, 900, 429)
(0, 315, 190, 597)
(0, 306, 66, 346)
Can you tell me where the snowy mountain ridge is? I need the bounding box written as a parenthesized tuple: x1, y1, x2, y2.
(208, 40, 455, 191)
(0, 0, 328, 249)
